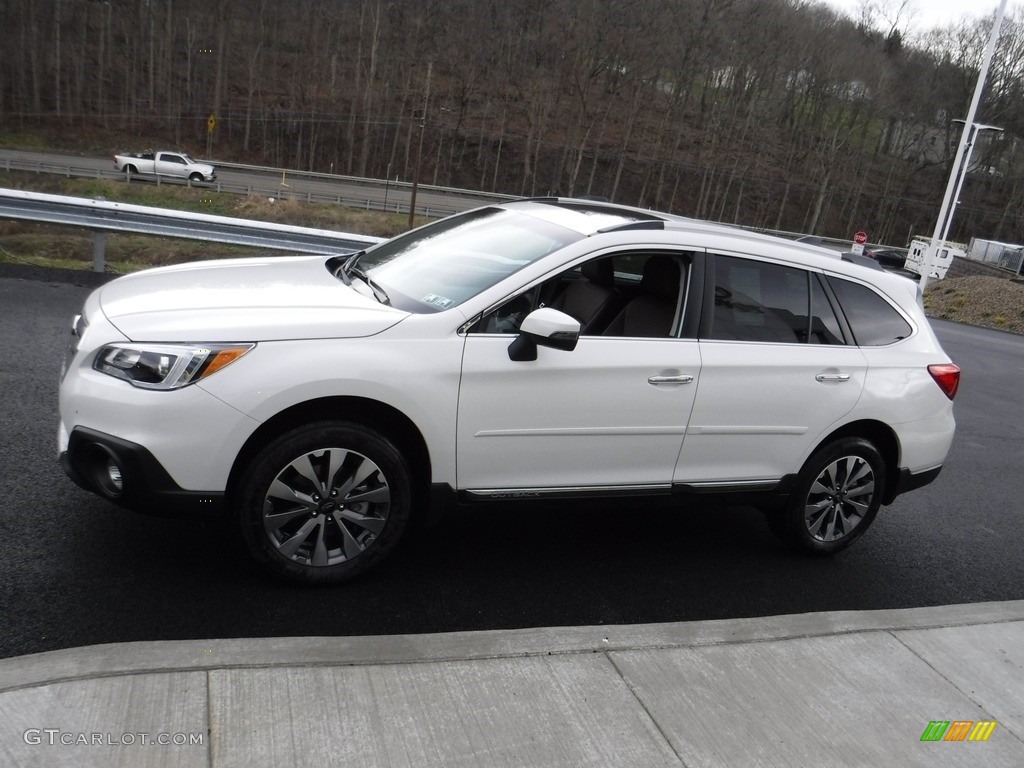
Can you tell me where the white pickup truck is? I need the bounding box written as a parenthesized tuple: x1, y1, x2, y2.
(113, 150, 216, 182)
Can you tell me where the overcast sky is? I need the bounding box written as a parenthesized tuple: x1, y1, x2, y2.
(820, 0, 1014, 33)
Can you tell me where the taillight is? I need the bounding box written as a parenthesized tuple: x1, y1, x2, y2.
(928, 363, 960, 400)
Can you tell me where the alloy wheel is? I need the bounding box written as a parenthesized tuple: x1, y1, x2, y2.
(261, 447, 391, 568)
(803, 455, 875, 542)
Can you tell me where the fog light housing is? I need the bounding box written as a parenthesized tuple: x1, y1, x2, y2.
(87, 444, 125, 499)
(106, 460, 124, 493)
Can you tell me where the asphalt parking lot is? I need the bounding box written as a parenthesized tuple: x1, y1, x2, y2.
(1, 272, 1022, 660)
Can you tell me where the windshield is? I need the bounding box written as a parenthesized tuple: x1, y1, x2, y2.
(357, 207, 584, 312)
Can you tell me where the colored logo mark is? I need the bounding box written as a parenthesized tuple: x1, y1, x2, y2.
(921, 720, 997, 742)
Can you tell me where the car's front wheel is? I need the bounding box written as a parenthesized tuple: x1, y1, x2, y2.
(237, 422, 413, 583)
(771, 437, 885, 555)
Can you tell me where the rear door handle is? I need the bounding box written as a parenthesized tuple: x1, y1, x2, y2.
(648, 375, 694, 386)
(815, 373, 851, 383)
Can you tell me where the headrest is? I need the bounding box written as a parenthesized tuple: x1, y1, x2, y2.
(640, 256, 680, 301)
(581, 258, 615, 287)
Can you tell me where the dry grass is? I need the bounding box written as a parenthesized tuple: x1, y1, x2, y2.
(924, 276, 1024, 335)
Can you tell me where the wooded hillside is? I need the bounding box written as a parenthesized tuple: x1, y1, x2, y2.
(2, 0, 1023, 245)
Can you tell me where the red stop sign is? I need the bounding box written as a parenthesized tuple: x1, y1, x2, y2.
(854, 231, 867, 245)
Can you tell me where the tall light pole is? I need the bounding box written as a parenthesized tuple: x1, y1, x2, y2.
(920, 0, 1009, 294)
(408, 61, 432, 231)
(938, 121, 1004, 245)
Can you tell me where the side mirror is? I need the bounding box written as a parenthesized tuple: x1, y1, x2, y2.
(508, 307, 581, 361)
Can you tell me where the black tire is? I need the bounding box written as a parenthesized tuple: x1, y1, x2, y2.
(124, 164, 138, 177)
(189, 172, 203, 182)
(771, 437, 885, 555)
(236, 422, 414, 584)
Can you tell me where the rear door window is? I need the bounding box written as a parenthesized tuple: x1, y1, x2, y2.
(706, 255, 849, 345)
(707, 255, 808, 343)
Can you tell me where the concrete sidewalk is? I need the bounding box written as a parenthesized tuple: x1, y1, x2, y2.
(1, 602, 1022, 768)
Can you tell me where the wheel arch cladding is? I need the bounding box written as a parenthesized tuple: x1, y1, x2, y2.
(227, 396, 432, 505)
(811, 420, 900, 504)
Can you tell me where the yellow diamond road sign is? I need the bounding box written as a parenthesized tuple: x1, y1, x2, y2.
(207, 114, 217, 133)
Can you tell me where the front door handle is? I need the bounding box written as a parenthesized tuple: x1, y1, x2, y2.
(648, 374, 694, 386)
(815, 373, 851, 383)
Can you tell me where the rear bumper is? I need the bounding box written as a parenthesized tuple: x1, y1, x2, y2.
(886, 465, 943, 504)
(61, 427, 224, 518)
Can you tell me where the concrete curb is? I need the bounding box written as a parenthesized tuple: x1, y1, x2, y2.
(3, 600, 1023, 694)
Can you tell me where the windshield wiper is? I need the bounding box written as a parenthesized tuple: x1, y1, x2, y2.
(336, 251, 360, 285)
(338, 251, 391, 305)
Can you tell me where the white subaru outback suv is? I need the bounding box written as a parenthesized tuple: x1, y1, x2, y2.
(59, 199, 959, 583)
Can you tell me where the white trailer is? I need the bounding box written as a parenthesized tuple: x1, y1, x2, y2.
(905, 238, 965, 280)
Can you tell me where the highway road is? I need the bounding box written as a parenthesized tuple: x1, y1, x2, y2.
(0, 147, 508, 218)
(1, 272, 1022, 660)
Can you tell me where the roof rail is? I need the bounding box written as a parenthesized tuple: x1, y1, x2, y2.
(595, 220, 666, 234)
(518, 196, 667, 222)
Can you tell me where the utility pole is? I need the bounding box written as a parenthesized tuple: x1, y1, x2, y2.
(920, 0, 1008, 294)
(408, 61, 432, 230)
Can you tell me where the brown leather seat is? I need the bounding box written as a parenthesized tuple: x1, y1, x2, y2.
(603, 256, 680, 337)
(548, 258, 620, 334)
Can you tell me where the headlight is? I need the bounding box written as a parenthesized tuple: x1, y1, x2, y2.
(93, 343, 255, 390)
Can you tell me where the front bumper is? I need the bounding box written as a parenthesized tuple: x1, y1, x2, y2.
(61, 427, 224, 518)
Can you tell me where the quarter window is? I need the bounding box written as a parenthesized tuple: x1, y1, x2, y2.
(827, 276, 912, 346)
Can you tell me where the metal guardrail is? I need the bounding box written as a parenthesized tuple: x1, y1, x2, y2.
(0, 188, 383, 271)
(210, 158, 516, 203)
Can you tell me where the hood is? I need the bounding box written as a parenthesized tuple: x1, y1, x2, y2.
(98, 255, 408, 342)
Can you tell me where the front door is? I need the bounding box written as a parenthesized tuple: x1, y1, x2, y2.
(456, 251, 701, 495)
(457, 334, 701, 493)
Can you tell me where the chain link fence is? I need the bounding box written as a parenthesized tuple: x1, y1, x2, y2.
(967, 238, 1024, 276)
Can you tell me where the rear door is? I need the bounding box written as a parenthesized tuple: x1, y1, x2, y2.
(674, 253, 868, 487)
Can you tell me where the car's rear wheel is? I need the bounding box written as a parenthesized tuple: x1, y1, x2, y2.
(771, 437, 885, 555)
(237, 422, 413, 583)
